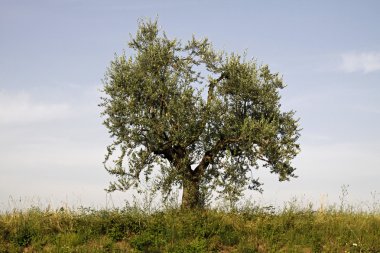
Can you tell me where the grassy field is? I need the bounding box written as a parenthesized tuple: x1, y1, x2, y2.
(1, 200, 380, 253)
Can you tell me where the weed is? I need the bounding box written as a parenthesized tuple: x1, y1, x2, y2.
(0, 201, 380, 252)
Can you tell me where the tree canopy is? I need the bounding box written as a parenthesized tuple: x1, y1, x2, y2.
(100, 19, 301, 209)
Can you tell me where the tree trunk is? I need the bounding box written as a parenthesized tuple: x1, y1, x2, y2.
(181, 172, 202, 209)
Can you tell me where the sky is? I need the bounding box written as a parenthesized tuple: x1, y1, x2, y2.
(1, 0, 380, 211)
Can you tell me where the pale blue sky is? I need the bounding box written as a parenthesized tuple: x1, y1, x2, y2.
(1, 0, 380, 210)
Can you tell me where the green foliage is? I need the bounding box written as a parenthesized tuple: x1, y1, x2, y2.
(100, 18, 301, 208)
(14, 223, 35, 247)
(1, 202, 380, 252)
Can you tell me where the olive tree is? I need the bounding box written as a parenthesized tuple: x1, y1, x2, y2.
(100, 19, 301, 209)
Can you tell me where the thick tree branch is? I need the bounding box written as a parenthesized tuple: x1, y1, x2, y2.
(183, 73, 227, 149)
(152, 144, 174, 162)
(194, 136, 237, 176)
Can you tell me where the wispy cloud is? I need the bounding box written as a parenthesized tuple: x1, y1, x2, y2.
(0, 91, 71, 124)
(340, 52, 380, 73)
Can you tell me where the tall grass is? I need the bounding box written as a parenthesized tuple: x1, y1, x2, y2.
(1, 197, 380, 252)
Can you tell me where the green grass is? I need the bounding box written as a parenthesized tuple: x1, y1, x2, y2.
(1, 204, 380, 252)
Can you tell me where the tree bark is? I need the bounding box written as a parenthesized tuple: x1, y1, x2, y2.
(181, 170, 202, 209)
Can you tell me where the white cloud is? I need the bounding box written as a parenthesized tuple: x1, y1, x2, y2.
(340, 52, 380, 73)
(0, 91, 71, 124)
